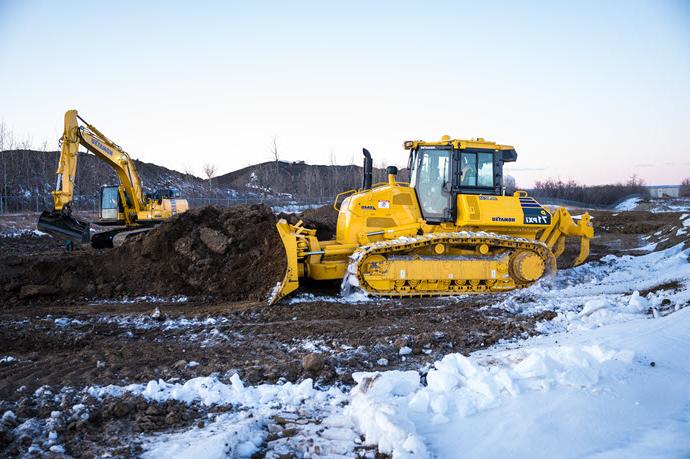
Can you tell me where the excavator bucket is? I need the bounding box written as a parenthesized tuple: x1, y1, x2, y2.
(37, 210, 90, 244)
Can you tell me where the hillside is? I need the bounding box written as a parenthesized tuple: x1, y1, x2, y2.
(0, 150, 408, 212)
(214, 160, 410, 198)
(0, 150, 213, 212)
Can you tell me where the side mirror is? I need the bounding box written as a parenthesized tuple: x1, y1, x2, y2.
(500, 149, 517, 162)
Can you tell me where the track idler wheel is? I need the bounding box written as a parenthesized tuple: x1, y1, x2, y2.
(510, 250, 546, 283)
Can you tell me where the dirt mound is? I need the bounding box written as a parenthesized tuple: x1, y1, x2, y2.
(0, 232, 65, 257)
(0, 205, 286, 306)
(278, 205, 339, 240)
(119, 204, 286, 301)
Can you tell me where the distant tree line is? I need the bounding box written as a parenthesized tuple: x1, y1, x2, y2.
(528, 175, 649, 206)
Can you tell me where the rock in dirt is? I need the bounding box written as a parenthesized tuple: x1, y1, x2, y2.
(302, 352, 326, 374)
(18, 284, 59, 299)
(199, 227, 229, 254)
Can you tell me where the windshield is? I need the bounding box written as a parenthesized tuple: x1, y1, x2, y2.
(411, 147, 451, 220)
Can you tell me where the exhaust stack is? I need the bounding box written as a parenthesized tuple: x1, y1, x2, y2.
(362, 148, 373, 190)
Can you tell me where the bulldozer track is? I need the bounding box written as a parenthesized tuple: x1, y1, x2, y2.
(347, 231, 556, 297)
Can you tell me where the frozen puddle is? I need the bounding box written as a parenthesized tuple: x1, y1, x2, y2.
(85, 244, 690, 458)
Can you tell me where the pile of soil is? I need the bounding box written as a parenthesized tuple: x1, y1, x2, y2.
(278, 205, 339, 241)
(0, 232, 65, 257)
(0, 204, 286, 306)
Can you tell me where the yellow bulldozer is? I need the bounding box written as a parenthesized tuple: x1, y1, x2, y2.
(37, 110, 189, 248)
(271, 136, 593, 303)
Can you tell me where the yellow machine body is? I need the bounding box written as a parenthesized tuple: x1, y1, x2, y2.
(272, 136, 593, 303)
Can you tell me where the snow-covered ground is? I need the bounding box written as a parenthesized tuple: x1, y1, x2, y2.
(0, 228, 47, 238)
(613, 196, 642, 211)
(271, 203, 324, 214)
(67, 242, 690, 458)
(614, 197, 690, 213)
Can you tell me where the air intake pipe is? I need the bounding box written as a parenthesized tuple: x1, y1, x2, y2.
(362, 148, 373, 190)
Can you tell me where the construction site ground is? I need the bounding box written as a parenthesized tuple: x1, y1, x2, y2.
(1, 203, 689, 457)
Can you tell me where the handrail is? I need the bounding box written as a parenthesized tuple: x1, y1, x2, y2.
(333, 189, 358, 211)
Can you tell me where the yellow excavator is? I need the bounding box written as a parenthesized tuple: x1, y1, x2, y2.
(271, 136, 593, 303)
(37, 110, 189, 248)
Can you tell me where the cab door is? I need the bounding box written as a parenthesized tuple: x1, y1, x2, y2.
(411, 147, 453, 222)
(99, 186, 120, 221)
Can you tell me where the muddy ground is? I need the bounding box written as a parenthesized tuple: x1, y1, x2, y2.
(0, 205, 688, 457)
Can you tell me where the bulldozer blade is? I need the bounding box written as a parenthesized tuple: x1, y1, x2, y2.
(268, 219, 302, 305)
(37, 210, 90, 244)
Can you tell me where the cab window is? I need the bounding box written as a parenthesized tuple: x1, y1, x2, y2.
(460, 152, 494, 188)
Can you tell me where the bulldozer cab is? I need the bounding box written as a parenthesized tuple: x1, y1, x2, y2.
(406, 137, 517, 223)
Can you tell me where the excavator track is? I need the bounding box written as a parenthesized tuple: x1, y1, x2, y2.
(344, 231, 557, 298)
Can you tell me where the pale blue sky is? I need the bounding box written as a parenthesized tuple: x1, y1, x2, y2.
(1, 0, 689, 185)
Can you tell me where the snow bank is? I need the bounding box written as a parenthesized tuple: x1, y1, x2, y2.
(347, 344, 634, 458)
(87, 375, 351, 458)
(88, 373, 325, 408)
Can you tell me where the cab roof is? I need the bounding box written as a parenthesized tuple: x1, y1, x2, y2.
(404, 135, 517, 162)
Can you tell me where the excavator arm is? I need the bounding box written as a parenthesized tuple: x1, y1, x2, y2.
(38, 110, 148, 242)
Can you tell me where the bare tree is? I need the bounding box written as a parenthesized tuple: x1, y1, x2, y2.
(0, 121, 7, 151)
(183, 164, 195, 177)
(202, 163, 218, 191)
(271, 136, 280, 162)
(0, 121, 12, 214)
(680, 178, 690, 197)
(626, 174, 644, 188)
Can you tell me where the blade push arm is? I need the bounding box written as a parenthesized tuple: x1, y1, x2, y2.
(538, 207, 594, 266)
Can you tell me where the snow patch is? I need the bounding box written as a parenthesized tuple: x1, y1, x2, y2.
(614, 197, 641, 211)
